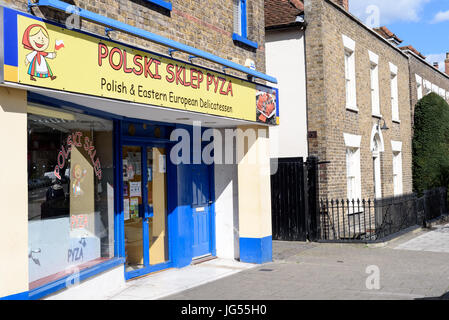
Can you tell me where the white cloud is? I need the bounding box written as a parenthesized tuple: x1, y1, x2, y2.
(425, 53, 446, 72)
(349, 0, 430, 26)
(432, 10, 449, 23)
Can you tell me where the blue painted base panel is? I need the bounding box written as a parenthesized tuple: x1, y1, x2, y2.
(0, 258, 125, 300)
(125, 261, 172, 280)
(239, 235, 272, 264)
(0, 291, 29, 300)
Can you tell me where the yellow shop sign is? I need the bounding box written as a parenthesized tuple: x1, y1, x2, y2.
(2, 11, 278, 124)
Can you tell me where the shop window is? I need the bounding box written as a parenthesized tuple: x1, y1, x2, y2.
(27, 105, 114, 290)
(232, 0, 258, 49)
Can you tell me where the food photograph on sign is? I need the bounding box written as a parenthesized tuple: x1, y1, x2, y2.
(256, 85, 278, 125)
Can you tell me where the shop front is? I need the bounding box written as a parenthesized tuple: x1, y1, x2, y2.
(0, 5, 278, 299)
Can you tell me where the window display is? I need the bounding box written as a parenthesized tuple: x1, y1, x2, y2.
(27, 105, 114, 289)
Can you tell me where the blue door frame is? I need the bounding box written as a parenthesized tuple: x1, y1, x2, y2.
(120, 137, 173, 280)
(117, 123, 217, 279)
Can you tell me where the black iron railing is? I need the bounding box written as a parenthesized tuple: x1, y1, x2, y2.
(319, 188, 448, 242)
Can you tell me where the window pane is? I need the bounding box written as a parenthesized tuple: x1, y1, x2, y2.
(148, 147, 168, 265)
(233, 0, 241, 35)
(123, 146, 144, 271)
(28, 105, 114, 289)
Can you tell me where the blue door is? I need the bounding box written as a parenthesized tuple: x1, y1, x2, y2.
(191, 164, 212, 258)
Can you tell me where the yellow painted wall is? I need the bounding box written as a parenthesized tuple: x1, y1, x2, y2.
(237, 125, 272, 239)
(0, 87, 28, 297)
(149, 147, 168, 265)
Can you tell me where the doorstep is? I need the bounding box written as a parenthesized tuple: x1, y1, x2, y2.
(107, 258, 256, 300)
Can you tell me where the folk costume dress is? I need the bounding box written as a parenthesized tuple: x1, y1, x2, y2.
(25, 50, 55, 78)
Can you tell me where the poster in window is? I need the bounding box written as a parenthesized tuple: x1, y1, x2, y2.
(134, 152, 141, 175)
(159, 155, 166, 173)
(129, 181, 141, 197)
(148, 167, 152, 182)
(123, 183, 129, 197)
(127, 163, 135, 180)
(129, 197, 139, 219)
(123, 159, 129, 181)
(124, 198, 130, 220)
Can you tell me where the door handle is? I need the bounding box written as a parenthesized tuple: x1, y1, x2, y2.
(29, 248, 41, 258)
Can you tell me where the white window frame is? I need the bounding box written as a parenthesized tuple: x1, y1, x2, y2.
(415, 74, 423, 100)
(343, 35, 357, 111)
(391, 141, 403, 196)
(439, 88, 446, 98)
(369, 51, 381, 117)
(344, 133, 362, 204)
(424, 80, 432, 95)
(432, 83, 439, 94)
(389, 62, 399, 123)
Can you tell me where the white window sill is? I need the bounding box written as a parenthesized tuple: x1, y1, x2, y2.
(346, 105, 359, 112)
(392, 119, 401, 124)
(372, 113, 382, 119)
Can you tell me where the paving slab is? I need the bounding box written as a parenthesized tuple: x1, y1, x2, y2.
(394, 223, 449, 253)
(107, 258, 255, 300)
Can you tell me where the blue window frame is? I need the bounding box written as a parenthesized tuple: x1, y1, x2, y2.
(144, 0, 172, 11)
(232, 0, 258, 49)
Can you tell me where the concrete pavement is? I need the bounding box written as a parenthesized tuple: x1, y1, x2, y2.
(164, 226, 449, 300)
(107, 258, 256, 300)
(104, 223, 449, 300)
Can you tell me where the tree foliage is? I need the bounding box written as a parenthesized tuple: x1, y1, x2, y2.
(413, 93, 449, 196)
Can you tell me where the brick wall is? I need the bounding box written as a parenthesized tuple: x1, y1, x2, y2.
(407, 53, 449, 127)
(304, 0, 413, 200)
(1, 0, 266, 78)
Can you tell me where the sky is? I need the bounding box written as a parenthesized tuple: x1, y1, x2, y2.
(349, 0, 449, 71)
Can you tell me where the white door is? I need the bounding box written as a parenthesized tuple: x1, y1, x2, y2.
(373, 152, 382, 199)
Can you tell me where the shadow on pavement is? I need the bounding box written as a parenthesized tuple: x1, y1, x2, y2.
(415, 291, 449, 300)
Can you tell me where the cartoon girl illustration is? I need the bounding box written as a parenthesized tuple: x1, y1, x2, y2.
(22, 24, 57, 81)
(72, 164, 87, 197)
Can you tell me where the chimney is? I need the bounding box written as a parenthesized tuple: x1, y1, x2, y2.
(445, 53, 449, 76)
(333, 0, 349, 11)
(434, 62, 439, 70)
